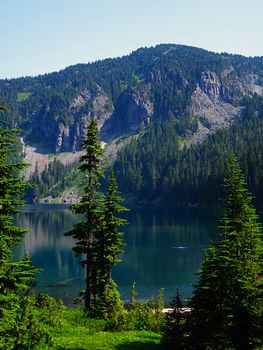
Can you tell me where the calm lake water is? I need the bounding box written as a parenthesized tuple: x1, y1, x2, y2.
(14, 204, 219, 305)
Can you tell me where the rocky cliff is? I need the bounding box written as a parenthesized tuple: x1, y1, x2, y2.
(0, 44, 262, 157)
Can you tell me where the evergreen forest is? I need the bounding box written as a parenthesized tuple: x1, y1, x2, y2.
(1, 102, 263, 349)
(114, 93, 263, 206)
(0, 45, 261, 206)
(1, 44, 263, 349)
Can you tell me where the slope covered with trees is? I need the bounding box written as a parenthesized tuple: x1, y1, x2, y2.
(1, 44, 262, 152)
(163, 157, 263, 349)
(114, 93, 263, 205)
(1, 44, 263, 205)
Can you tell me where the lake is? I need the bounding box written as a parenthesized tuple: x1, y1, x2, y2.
(14, 204, 219, 305)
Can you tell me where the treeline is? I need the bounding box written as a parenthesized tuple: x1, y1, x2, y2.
(0, 44, 261, 151)
(1, 101, 263, 349)
(25, 93, 263, 206)
(114, 94, 263, 205)
(26, 158, 80, 202)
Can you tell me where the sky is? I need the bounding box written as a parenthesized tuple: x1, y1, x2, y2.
(1, 0, 263, 79)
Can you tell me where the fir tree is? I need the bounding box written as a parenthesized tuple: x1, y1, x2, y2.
(188, 157, 263, 349)
(95, 171, 127, 295)
(96, 279, 126, 331)
(65, 119, 104, 310)
(65, 122, 128, 317)
(93, 171, 128, 315)
(162, 289, 188, 349)
(0, 103, 47, 349)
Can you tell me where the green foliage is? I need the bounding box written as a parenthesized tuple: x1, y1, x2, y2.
(25, 157, 79, 202)
(186, 157, 263, 349)
(65, 119, 104, 310)
(125, 302, 165, 333)
(115, 94, 263, 206)
(95, 279, 126, 331)
(65, 121, 128, 317)
(157, 288, 165, 312)
(131, 282, 138, 306)
(126, 286, 166, 333)
(36, 293, 65, 327)
(51, 309, 162, 350)
(2, 294, 52, 350)
(94, 171, 128, 300)
(16, 92, 32, 102)
(126, 303, 164, 332)
(0, 104, 50, 349)
(162, 289, 188, 349)
(114, 118, 181, 201)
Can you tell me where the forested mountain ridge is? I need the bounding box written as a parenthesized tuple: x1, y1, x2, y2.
(1, 44, 263, 152)
(115, 93, 263, 205)
(1, 44, 263, 203)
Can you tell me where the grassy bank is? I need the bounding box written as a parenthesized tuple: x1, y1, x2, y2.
(48, 309, 162, 350)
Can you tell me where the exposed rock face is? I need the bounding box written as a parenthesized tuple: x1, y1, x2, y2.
(60, 189, 80, 204)
(69, 86, 112, 129)
(200, 70, 220, 99)
(19, 48, 262, 154)
(70, 89, 91, 110)
(102, 88, 154, 139)
(56, 123, 71, 153)
(30, 86, 113, 153)
(188, 70, 242, 145)
(168, 71, 189, 89)
(26, 63, 262, 154)
(67, 86, 113, 152)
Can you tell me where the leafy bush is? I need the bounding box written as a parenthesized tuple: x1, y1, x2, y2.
(0, 294, 52, 350)
(36, 293, 64, 327)
(125, 302, 165, 332)
(95, 280, 126, 331)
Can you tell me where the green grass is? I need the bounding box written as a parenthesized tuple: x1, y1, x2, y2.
(50, 309, 162, 350)
(132, 74, 145, 85)
(17, 92, 32, 102)
(178, 136, 191, 149)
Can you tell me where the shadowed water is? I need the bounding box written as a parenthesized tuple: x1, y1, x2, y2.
(14, 204, 219, 305)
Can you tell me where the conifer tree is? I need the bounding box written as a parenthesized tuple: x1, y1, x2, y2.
(0, 103, 46, 348)
(66, 121, 128, 316)
(188, 157, 263, 349)
(96, 279, 126, 331)
(65, 119, 104, 310)
(94, 171, 127, 312)
(163, 289, 187, 349)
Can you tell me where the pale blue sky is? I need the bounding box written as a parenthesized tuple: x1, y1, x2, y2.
(1, 0, 262, 78)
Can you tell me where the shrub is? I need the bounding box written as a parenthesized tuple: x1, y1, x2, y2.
(95, 280, 126, 331)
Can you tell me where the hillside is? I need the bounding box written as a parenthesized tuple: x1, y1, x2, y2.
(1, 44, 263, 203)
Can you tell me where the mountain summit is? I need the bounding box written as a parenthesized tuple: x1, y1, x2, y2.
(1, 44, 263, 203)
(1, 44, 262, 152)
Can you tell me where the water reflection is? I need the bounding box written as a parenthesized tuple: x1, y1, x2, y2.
(14, 204, 218, 304)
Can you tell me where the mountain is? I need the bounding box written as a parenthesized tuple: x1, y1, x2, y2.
(1, 44, 263, 204)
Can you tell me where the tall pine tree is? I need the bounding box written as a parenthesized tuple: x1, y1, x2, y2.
(66, 120, 128, 316)
(95, 171, 127, 307)
(188, 157, 263, 349)
(65, 119, 104, 310)
(0, 103, 47, 349)
(163, 289, 187, 350)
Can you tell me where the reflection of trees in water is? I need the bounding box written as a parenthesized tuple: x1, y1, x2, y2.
(14, 205, 218, 302)
(124, 206, 217, 249)
(15, 207, 81, 253)
(14, 206, 83, 289)
(114, 207, 218, 298)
